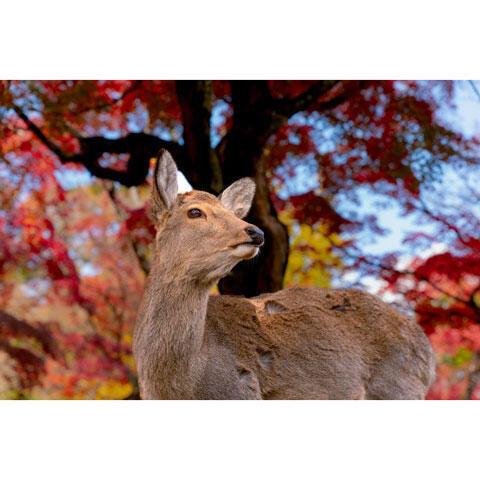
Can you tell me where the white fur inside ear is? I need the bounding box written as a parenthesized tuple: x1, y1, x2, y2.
(177, 171, 193, 193)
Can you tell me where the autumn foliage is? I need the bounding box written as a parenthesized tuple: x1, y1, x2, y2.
(1, 80, 479, 399)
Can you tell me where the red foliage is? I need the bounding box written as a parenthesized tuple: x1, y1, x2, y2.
(276, 191, 352, 234)
(1, 80, 479, 399)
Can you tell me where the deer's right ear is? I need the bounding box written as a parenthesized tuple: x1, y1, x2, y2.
(151, 149, 178, 219)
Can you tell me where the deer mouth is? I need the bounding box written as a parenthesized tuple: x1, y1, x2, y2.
(231, 240, 264, 248)
(229, 242, 261, 259)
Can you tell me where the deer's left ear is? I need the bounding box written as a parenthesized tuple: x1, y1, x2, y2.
(218, 178, 256, 219)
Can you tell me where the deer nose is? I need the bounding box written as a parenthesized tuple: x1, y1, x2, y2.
(245, 226, 264, 246)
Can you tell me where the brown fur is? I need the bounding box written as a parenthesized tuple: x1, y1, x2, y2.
(133, 150, 436, 400)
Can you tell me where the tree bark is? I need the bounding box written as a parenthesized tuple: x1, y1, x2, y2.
(218, 81, 290, 296)
(176, 81, 223, 193)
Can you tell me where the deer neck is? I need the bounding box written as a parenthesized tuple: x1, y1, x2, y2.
(135, 256, 211, 399)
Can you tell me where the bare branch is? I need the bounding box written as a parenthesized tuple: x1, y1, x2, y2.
(417, 199, 474, 249)
(469, 80, 480, 102)
(13, 106, 66, 160)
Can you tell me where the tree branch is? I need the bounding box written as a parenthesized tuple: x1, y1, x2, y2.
(274, 80, 340, 116)
(13, 106, 66, 159)
(351, 252, 479, 312)
(106, 185, 151, 274)
(469, 80, 480, 102)
(71, 134, 183, 186)
(73, 80, 142, 115)
(417, 198, 475, 250)
(14, 107, 185, 187)
(274, 80, 369, 118)
(0, 310, 60, 359)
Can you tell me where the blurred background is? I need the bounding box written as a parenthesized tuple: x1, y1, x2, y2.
(0, 80, 479, 399)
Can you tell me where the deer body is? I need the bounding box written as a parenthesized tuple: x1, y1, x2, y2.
(133, 150, 435, 400)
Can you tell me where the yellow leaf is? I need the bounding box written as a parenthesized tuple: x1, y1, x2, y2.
(96, 380, 133, 400)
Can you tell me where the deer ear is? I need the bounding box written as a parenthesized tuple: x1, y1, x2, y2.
(218, 178, 256, 219)
(152, 149, 178, 218)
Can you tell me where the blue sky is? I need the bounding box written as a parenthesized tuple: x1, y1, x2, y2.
(274, 81, 480, 256)
(356, 81, 479, 254)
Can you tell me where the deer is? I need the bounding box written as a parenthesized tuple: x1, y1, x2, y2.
(133, 149, 436, 400)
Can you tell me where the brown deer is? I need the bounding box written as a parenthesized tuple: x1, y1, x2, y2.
(133, 149, 435, 399)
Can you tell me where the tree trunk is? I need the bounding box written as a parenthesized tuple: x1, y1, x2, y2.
(217, 81, 289, 296)
(176, 81, 223, 193)
(465, 351, 480, 399)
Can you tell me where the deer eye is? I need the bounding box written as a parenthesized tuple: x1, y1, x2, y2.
(187, 208, 204, 219)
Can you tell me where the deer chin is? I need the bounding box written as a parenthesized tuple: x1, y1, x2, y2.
(231, 243, 260, 260)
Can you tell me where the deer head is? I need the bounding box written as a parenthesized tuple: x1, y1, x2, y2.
(150, 149, 264, 284)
